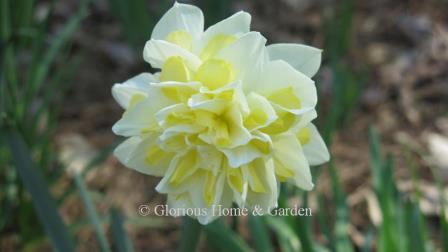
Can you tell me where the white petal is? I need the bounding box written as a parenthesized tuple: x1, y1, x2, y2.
(156, 151, 198, 195)
(114, 135, 171, 176)
(151, 2, 204, 42)
(197, 146, 223, 174)
(112, 86, 173, 137)
(244, 158, 278, 213)
(291, 109, 317, 130)
(272, 133, 314, 190)
(221, 131, 271, 168)
(303, 124, 330, 166)
(258, 60, 317, 111)
(267, 43, 322, 77)
(190, 81, 249, 114)
(188, 93, 228, 114)
(188, 172, 232, 224)
(221, 104, 252, 148)
(160, 125, 203, 140)
(215, 32, 268, 88)
(246, 92, 278, 130)
(112, 73, 156, 109)
(143, 39, 202, 70)
(166, 193, 194, 217)
(197, 11, 251, 53)
(222, 144, 261, 168)
(227, 170, 248, 207)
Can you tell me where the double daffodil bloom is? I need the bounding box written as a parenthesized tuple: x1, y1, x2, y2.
(112, 2, 329, 224)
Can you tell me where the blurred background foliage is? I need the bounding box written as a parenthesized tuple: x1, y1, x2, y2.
(1, 0, 447, 251)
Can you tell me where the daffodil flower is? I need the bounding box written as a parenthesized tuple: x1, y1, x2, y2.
(112, 2, 329, 224)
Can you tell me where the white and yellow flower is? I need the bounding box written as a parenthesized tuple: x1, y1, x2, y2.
(112, 2, 329, 224)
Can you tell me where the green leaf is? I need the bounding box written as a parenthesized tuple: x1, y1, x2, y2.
(368, 127, 382, 193)
(25, 0, 88, 116)
(74, 173, 111, 252)
(108, 0, 154, 49)
(404, 201, 426, 252)
(6, 129, 75, 252)
(248, 215, 273, 252)
(442, 213, 448, 252)
(204, 219, 252, 252)
(179, 217, 202, 252)
(293, 192, 315, 252)
(111, 208, 134, 252)
(265, 216, 300, 252)
(328, 162, 353, 252)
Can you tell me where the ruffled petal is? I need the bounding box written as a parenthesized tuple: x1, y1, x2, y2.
(151, 2, 204, 43)
(257, 60, 317, 112)
(272, 133, 314, 190)
(244, 92, 277, 130)
(197, 11, 251, 54)
(112, 86, 173, 136)
(244, 158, 278, 213)
(221, 131, 271, 168)
(214, 32, 268, 88)
(143, 39, 202, 70)
(301, 123, 330, 166)
(267, 43, 322, 77)
(112, 73, 156, 109)
(114, 135, 173, 176)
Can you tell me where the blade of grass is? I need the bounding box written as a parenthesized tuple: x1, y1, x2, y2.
(6, 129, 74, 252)
(110, 208, 134, 252)
(74, 173, 111, 252)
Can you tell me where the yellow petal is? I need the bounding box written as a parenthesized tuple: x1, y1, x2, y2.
(200, 34, 236, 60)
(260, 110, 296, 135)
(227, 167, 244, 193)
(194, 59, 235, 90)
(170, 149, 198, 186)
(160, 56, 191, 82)
(165, 30, 193, 51)
(297, 127, 311, 145)
(268, 86, 301, 110)
(145, 145, 170, 167)
(245, 162, 266, 193)
(203, 170, 218, 206)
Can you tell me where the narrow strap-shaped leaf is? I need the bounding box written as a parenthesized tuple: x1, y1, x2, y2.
(294, 192, 315, 252)
(265, 216, 300, 252)
(6, 129, 74, 252)
(248, 215, 273, 252)
(204, 219, 252, 252)
(111, 208, 134, 252)
(179, 216, 202, 252)
(74, 173, 111, 252)
(328, 162, 353, 252)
